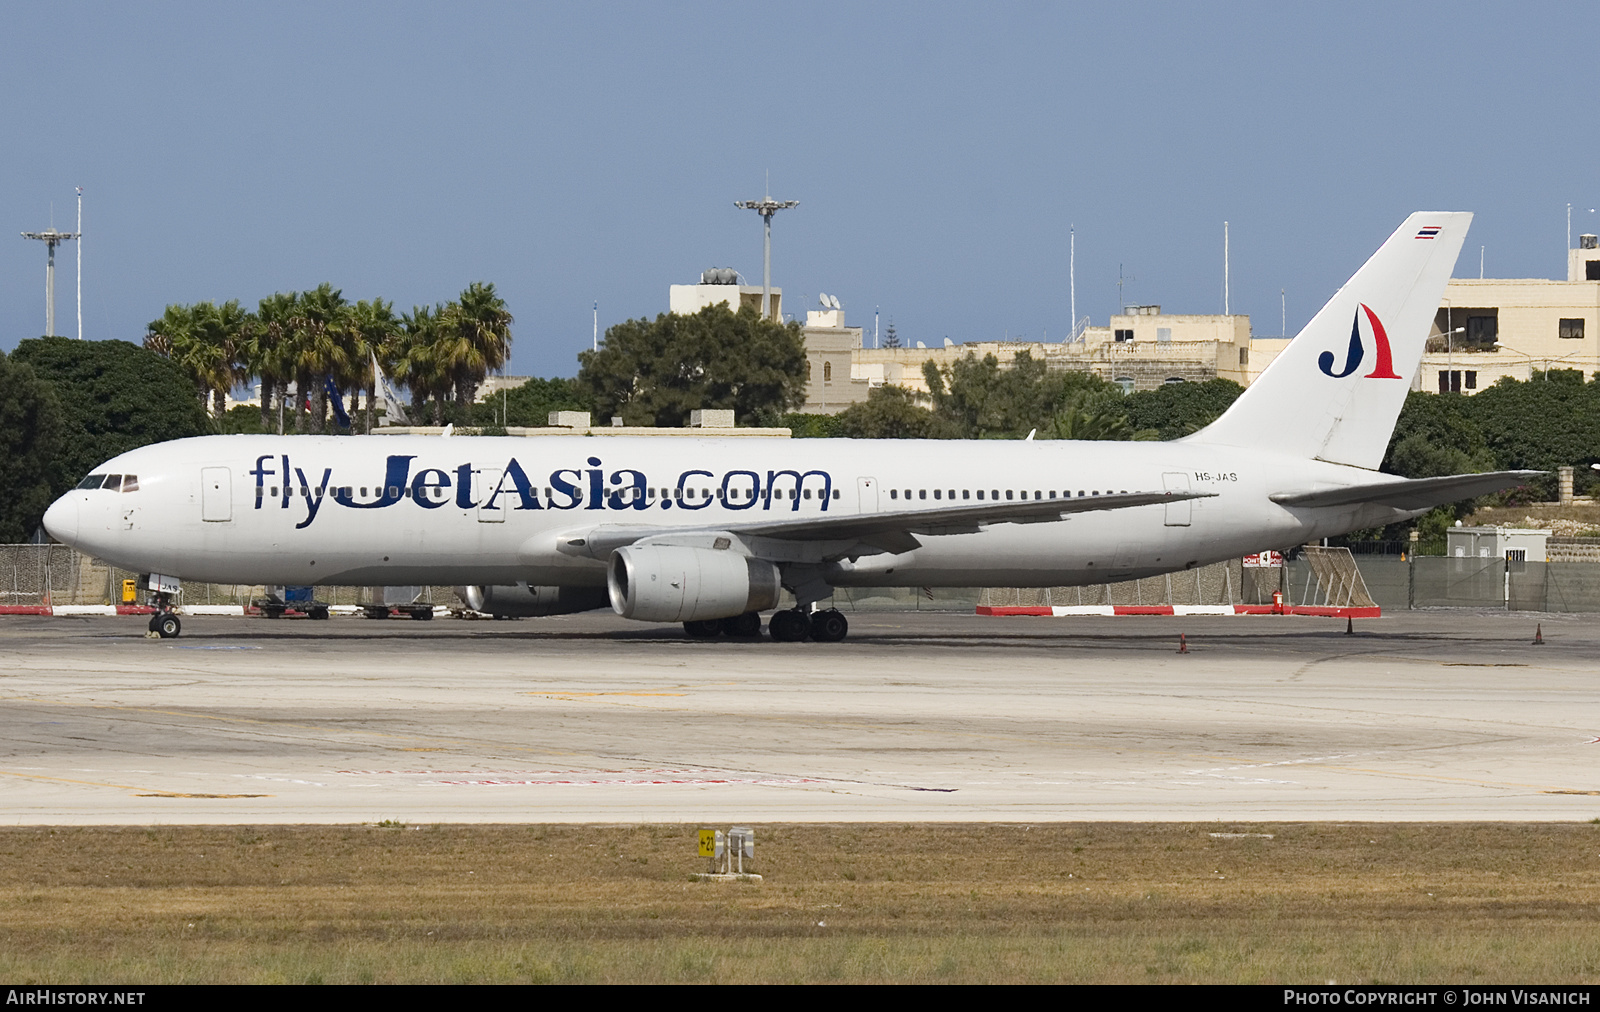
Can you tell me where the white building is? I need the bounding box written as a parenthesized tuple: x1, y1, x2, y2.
(668, 268, 782, 321)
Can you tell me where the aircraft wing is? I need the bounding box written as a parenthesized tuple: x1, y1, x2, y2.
(562, 489, 1214, 558)
(1268, 470, 1542, 511)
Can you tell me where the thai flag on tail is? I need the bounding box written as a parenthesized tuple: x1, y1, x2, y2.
(1415, 225, 1441, 239)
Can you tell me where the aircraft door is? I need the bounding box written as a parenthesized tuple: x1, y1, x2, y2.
(857, 477, 880, 512)
(1162, 472, 1191, 526)
(201, 467, 232, 522)
(476, 468, 506, 523)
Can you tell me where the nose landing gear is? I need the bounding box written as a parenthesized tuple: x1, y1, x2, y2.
(145, 587, 181, 639)
(148, 611, 181, 639)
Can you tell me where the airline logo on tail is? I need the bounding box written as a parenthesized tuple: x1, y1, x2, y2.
(1317, 303, 1401, 380)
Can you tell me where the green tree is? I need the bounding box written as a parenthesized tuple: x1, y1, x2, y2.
(439, 282, 513, 417)
(249, 291, 300, 433)
(347, 297, 402, 431)
(396, 304, 453, 424)
(1465, 372, 1600, 498)
(11, 338, 208, 492)
(0, 351, 66, 542)
(832, 385, 956, 438)
(499, 376, 591, 427)
(1382, 390, 1495, 479)
(1043, 399, 1155, 441)
(578, 304, 806, 426)
(781, 412, 846, 438)
(144, 300, 250, 418)
(1121, 379, 1244, 440)
(922, 350, 1126, 438)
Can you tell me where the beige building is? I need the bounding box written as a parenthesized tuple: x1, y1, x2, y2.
(799, 307, 871, 413)
(797, 304, 1273, 413)
(1419, 236, 1600, 394)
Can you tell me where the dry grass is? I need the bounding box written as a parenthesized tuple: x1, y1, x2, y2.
(2, 822, 1599, 983)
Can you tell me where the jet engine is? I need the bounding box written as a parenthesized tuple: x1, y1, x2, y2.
(457, 583, 611, 618)
(607, 545, 781, 622)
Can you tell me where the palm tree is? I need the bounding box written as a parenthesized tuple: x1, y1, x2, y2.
(397, 305, 452, 424)
(440, 282, 514, 418)
(145, 300, 247, 419)
(289, 284, 352, 433)
(252, 291, 300, 433)
(348, 298, 400, 431)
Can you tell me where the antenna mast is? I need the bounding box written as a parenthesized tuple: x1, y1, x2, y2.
(1069, 226, 1076, 342)
(76, 187, 83, 340)
(1223, 220, 1230, 315)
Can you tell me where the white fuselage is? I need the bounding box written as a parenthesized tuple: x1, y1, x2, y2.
(44, 434, 1412, 592)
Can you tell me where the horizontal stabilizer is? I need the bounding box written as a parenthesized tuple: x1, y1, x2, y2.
(1269, 471, 1542, 511)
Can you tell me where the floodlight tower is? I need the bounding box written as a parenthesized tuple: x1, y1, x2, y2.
(734, 189, 798, 321)
(21, 223, 80, 337)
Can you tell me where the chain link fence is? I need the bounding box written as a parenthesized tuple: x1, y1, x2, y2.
(0, 545, 458, 610)
(6, 544, 1600, 616)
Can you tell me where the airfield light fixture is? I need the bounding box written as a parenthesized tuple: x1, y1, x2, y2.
(734, 193, 798, 321)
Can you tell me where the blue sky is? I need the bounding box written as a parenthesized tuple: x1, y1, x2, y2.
(3, 2, 1595, 377)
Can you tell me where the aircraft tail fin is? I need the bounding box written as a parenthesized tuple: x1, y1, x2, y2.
(1189, 212, 1471, 469)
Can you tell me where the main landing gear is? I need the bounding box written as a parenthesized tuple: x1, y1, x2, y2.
(682, 608, 849, 643)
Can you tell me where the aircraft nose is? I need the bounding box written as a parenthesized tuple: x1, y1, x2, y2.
(42, 494, 79, 546)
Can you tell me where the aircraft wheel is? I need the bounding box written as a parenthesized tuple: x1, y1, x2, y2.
(809, 609, 848, 643)
(310, 607, 330, 621)
(768, 609, 810, 643)
(411, 608, 434, 621)
(720, 611, 762, 637)
(683, 618, 722, 638)
(155, 613, 181, 639)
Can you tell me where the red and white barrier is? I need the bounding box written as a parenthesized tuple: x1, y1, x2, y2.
(977, 604, 1381, 619)
(0, 604, 155, 617)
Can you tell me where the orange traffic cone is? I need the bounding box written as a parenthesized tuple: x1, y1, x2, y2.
(1177, 633, 1189, 654)
(1346, 616, 1354, 635)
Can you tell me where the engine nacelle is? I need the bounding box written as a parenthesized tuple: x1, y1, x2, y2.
(457, 583, 611, 618)
(607, 545, 781, 622)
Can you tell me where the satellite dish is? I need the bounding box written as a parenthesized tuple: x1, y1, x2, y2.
(819, 293, 831, 307)
(829, 294, 842, 310)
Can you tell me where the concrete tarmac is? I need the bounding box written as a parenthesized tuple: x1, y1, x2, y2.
(1, 610, 1597, 824)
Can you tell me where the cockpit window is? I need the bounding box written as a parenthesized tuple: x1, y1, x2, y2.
(77, 474, 106, 490)
(102, 475, 124, 491)
(122, 475, 139, 492)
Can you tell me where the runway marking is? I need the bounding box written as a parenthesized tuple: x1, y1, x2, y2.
(169, 645, 262, 651)
(330, 766, 827, 787)
(528, 691, 688, 698)
(0, 767, 272, 798)
(136, 793, 269, 798)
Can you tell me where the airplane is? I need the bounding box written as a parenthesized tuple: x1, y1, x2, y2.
(42, 211, 1536, 642)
